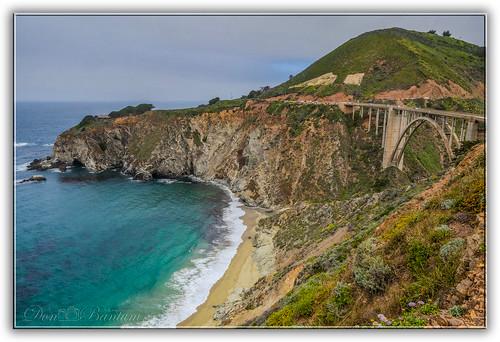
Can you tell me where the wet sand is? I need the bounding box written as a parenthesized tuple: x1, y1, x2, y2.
(178, 206, 265, 327)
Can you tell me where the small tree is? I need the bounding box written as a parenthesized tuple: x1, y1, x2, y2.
(208, 97, 220, 105)
(247, 90, 259, 99)
(289, 74, 294, 80)
(442, 30, 452, 37)
(428, 30, 436, 34)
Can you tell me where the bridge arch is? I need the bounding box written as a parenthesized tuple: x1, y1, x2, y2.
(388, 116, 455, 168)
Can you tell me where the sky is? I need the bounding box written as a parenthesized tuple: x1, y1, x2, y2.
(15, 15, 485, 104)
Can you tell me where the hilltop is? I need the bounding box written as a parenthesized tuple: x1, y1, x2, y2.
(263, 28, 484, 108)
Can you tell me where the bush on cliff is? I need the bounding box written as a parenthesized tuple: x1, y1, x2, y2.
(353, 238, 393, 294)
(109, 104, 154, 118)
(76, 115, 97, 129)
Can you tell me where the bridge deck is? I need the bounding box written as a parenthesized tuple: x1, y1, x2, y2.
(342, 102, 485, 122)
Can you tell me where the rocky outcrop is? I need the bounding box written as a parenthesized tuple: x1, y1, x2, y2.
(53, 102, 380, 208)
(19, 175, 46, 183)
(28, 156, 67, 172)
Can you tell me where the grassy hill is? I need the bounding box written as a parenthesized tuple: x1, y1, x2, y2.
(265, 28, 484, 98)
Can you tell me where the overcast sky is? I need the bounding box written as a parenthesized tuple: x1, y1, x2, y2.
(15, 15, 485, 104)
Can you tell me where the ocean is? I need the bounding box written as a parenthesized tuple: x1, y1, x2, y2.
(14, 101, 245, 327)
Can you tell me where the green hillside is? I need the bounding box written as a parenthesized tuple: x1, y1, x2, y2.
(266, 28, 484, 98)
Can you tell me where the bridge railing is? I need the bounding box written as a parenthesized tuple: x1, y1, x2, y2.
(341, 102, 485, 123)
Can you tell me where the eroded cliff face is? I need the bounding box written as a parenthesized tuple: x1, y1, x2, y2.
(53, 101, 381, 208)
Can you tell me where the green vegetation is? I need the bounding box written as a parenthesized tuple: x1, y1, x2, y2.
(128, 130, 163, 161)
(430, 225, 452, 242)
(449, 305, 466, 317)
(259, 146, 484, 327)
(72, 114, 111, 133)
(75, 115, 97, 130)
(109, 104, 154, 118)
(208, 97, 220, 105)
(323, 282, 353, 323)
(266, 101, 346, 136)
(152, 98, 246, 119)
(353, 238, 392, 294)
(266, 275, 328, 326)
(391, 303, 438, 327)
(264, 28, 484, 99)
(243, 86, 271, 99)
(403, 126, 445, 180)
(439, 238, 465, 261)
(405, 97, 485, 115)
(407, 240, 431, 276)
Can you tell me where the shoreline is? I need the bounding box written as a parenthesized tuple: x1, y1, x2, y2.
(178, 206, 267, 327)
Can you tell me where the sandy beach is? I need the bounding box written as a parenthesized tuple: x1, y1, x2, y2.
(178, 206, 266, 327)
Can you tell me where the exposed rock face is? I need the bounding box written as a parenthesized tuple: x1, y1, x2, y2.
(290, 72, 337, 88)
(375, 80, 485, 101)
(343, 72, 365, 85)
(53, 102, 380, 208)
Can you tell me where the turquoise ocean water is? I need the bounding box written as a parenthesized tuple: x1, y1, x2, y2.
(15, 102, 245, 327)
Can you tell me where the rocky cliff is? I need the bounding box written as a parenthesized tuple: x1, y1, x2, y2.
(53, 101, 385, 208)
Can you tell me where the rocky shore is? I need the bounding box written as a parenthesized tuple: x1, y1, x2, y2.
(18, 175, 46, 184)
(27, 156, 68, 172)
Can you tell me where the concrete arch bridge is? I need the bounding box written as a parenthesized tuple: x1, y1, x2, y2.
(340, 102, 485, 170)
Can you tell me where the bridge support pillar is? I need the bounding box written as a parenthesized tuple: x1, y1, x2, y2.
(465, 120, 479, 141)
(382, 107, 406, 169)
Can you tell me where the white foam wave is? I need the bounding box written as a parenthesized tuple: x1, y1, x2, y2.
(43, 143, 54, 147)
(140, 186, 246, 328)
(156, 179, 177, 184)
(15, 162, 29, 171)
(15, 142, 36, 147)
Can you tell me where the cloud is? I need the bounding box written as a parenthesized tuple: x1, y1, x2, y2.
(15, 15, 485, 103)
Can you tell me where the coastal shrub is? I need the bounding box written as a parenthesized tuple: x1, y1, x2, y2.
(407, 240, 431, 276)
(439, 238, 465, 261)
(283, 103, 345, 136)
(266, 276, 327, 326)
(404, 248, 462, 303)
(266, 306, 295, 326)
(208, 97, 220, 105)
(449, 305, 466, 317)
(109, 104, 154, 118)
(426, 97, 485, 115)
(266, 101, 287, 116)
(391, 302, 438, 327)
(75, 115, 97, 130)
(324, 282, 353, 323)
(321, 223, 337, 234)
(155, 98, 246, 118)
(452, 169, 485, 214)
(419, 302, 439, 315)
(192, 130, 203, 147)
(430, 224, 452, 242)
(297, 242, 350, 284)
(354, 239, 392, 294)
(382, 211, 421, 247)
(392, 311, 426, 327)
